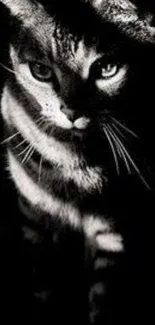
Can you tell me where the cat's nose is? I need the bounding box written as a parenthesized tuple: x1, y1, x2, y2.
(61, 106, 76, 122)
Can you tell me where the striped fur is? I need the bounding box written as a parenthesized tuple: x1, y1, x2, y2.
(1, 0, 154, 323)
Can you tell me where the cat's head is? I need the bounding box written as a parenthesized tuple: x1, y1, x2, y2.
(1, 0, 155, 183)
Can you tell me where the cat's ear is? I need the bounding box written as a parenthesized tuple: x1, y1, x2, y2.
(91, 0, 155, 44)
(0, 0, 35, 18)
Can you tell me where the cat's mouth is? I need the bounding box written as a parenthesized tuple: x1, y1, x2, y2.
(60, 105, 91, 133)
(66, 117, 90, 138)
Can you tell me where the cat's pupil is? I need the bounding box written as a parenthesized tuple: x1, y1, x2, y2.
(29, 62, 52, 81)
(101, 63, 118, 79)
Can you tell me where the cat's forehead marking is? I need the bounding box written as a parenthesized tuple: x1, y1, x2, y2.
(91, 0, 136, 10)
(51, 35, 99, 78)
(3, 0, 155, 64)
(59, 40, 101, 80)
(14, 23, 100, 81)
(1, 0, 146, 49)
(72, 41, 99, 79)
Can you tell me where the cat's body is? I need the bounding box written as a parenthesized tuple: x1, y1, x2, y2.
(0, 0, 155, 324)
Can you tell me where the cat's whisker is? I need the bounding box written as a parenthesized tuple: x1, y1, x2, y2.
(36, 117, 49, 132)
(107, 125, 131, 174)
(0, 62, 43, 88)
(14, 116, 44, 152)
(115, 142, 131, 174)
(21, 145, 35, 165)
(111, 117, 138, 138)
(11, 118, 43, 149)
(2, 117, 45, 148)
(1, 131, 20, 144)
(14, 138, 28, 149)
(37, 119, 47, 129)
(41, 120, 50, 135)
(106, 124, 131, 173)
(108, 125, 150, 189)
(25, 147, 35, 165)
(35, 116, 45, 124)
(111, 123, 127, 140)
(0, 62, 19, 76)
(104, 126, 120, 175)
(38, 155, 43, 183)
(17, 143, 32, 157)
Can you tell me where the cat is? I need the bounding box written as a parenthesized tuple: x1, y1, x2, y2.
(0, 0, 155, 324)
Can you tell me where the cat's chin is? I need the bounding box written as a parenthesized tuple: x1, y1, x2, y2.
(70, 127, 86, 138)
(53, 126, 89, 145)
(62, 116, 91, 139)
(44, 117, 91, 143)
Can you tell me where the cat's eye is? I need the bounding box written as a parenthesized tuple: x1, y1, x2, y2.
(101, 63, 118, 79)
(94, 59, 127, 94)
(29, 62, 53, 81)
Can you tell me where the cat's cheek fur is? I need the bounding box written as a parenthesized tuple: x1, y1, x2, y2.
(96, 65, 128, 96)
(8, 150, 82, 228)
(2, 87, 105, 197)
(1, 88, 77, 166)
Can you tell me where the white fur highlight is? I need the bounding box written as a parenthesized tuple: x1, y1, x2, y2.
(10, 46, 74, 130)
(1, 87, 13, 124)
(96, 233, 123, 252)
(0, 0, 36, 19)
(8, 150, 81, 228)
(61, 164, 103, 193)
(83, 215, 111, 237)
(2, 86, 103, 193)
(83, 215, 124, 252)
(74, 117, 90, 130)
(3, 86, 80, 167)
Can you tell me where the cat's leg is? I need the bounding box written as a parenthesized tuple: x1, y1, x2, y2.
(83, 215, 124, 324)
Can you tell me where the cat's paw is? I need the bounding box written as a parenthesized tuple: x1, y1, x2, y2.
(88, 252, 115, 325)
(83, 215, 124, 324)
(83, 214, 124, 255)
(88, 281, 106, 324)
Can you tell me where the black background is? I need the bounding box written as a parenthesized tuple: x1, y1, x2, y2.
(0, 1, 155, 324)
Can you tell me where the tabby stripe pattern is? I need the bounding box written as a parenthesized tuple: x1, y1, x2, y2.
(1, 59, 123, 254)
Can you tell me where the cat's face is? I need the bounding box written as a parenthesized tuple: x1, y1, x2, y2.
(9, 1, 130, 147)
(10, 28, 128, 134)
(2, 0, 155, 181)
